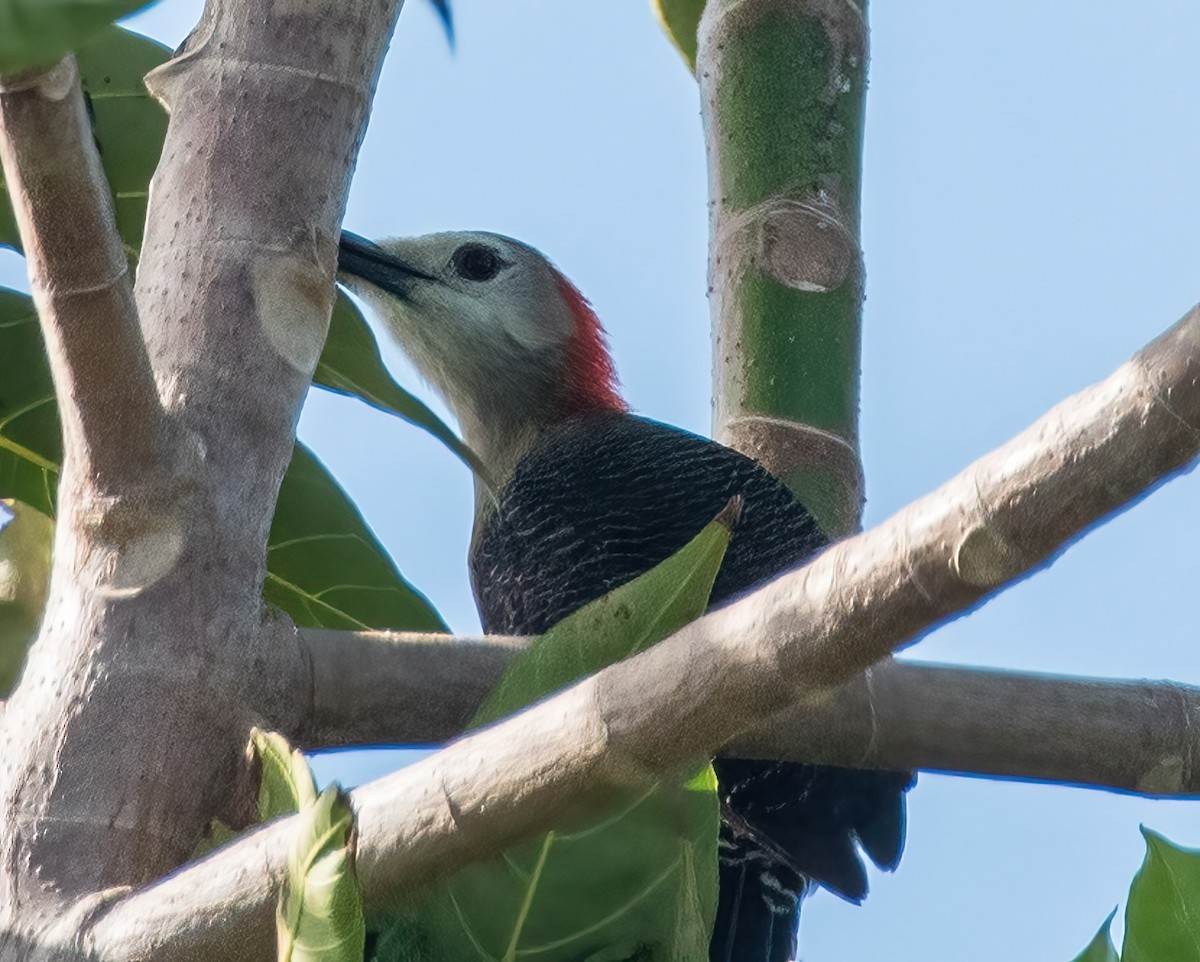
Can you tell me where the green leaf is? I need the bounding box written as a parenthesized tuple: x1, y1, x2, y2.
(277, 786, 366, 962)
(0, 290, 59, 516)
(194, 730, 318, 859)
(315, 295, 483, 478)
(1071, 910, 1119, 962)
(1122, 828, 1200, 962)
(651, 0, 705, 72)
(0, 26, 170, 254)
(266, 444, 446, 632)
(196, 729, 319, 859)
(192, 816, 239, 860)
(0, 499, 52, 696)
(473, 498, 737, 726)
(253, 728, 319, 820)
(380, 505, 736, 962)
(0, 2, 159, 93)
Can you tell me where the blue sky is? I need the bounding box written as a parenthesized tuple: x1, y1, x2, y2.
(3, 1, 1198, 959)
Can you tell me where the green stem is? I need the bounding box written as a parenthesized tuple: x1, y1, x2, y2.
(699, 0, 869, 536)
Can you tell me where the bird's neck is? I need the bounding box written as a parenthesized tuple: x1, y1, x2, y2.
(456, 290, 628, 523)
(462, 398, 625, 528)
(460, 409, 545, 514)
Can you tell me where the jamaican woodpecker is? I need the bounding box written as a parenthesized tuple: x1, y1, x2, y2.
(337, 230, 913, 962)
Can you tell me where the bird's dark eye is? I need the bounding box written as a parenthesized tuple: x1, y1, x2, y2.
(452, 244, 504, 282)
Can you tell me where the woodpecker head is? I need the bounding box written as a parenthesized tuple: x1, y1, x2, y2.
(337, 230, 626, 482)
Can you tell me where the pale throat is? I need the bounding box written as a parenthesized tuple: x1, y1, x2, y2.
(456, 402, 554, 523)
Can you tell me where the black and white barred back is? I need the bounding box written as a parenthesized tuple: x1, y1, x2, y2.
(471, 412, 914, 962)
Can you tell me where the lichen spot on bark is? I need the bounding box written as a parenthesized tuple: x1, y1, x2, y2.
(253, 254, 332, 377)
(99, 516, 185, 598)
(1137, 755, 1185, 794)
(952, 525, 1026, 588)
(41, 59, 79, 102)
(760, 198, 855, 294)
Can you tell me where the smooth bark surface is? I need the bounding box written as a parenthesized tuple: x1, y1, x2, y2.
(301, 629, 525, 746)
(0, 56, 160, 487)
(736, 661, 1200, 795)
(297, 630, 1200, 797)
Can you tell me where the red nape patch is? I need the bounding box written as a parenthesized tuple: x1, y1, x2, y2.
(553, 271, 628, 418)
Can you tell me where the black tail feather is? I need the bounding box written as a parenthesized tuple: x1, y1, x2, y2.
(854, 772, 915, 871)
(710, 761, 916, 960)
(712, 842, 803, 962)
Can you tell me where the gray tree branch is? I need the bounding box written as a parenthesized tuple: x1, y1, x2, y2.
(296, 630, 1200, 797)
(83, 303, 1200, 960)
(736, 660, 1200, 795)
(300, 628, 525, 746)
(0, 57, 162, 485)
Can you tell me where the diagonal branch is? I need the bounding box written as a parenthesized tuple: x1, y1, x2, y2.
(83, 303, 1200, 960)
(296, 630, 1200, 797)
(0, 57, 163, 485)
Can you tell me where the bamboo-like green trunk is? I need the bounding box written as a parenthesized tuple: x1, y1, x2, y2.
(698, 0, 868, 537)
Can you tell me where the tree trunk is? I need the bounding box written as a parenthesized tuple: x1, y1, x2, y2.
(0, 0, 402, 951)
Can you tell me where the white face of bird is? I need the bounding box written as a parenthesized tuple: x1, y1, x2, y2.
(340, 231, 571, 409)
(337, 230, 622, 481)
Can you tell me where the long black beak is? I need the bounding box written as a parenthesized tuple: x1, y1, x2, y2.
(337, 231, 437, 299)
